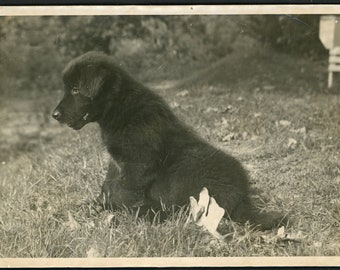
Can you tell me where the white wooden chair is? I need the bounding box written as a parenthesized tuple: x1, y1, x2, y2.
(328, 47, 340, 88)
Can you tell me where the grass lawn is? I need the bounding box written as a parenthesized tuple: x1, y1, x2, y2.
(0, 46, 339, 258)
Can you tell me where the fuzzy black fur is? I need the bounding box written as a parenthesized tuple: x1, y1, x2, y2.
(52, 51, 285, 230)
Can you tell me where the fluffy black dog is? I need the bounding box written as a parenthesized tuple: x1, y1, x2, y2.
(52, 51, 284, 229)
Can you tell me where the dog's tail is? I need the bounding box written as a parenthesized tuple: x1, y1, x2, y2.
(231, 199, 287, 230)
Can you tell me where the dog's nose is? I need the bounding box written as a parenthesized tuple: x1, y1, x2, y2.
(52, 110, 62, 120)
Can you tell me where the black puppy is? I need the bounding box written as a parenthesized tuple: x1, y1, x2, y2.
(53, 51, 284, 229)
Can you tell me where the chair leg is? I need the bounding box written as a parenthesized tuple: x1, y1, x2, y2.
(328, 71, 333, 88)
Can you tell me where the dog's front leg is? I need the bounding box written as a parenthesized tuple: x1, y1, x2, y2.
(97, 159, 147, 210)
(99, 179, 145, 210)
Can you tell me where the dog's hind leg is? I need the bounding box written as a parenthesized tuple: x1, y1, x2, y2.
(229, 198, 286, 230)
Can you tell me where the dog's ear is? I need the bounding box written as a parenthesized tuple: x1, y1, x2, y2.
(79, 64, 108, 99)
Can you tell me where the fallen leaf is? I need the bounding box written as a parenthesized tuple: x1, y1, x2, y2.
(190, 187, 209, 226)
(189, 197, 205, 225)
(203, 197, 225, 239)
(64, 211, 80, 231)
(284, 231, 305, 242)
(222, 105, 233, 113)
(335, 177, 340, 185)
(183, 104, 194, 110)
(313, 242, 322, 248)
(277, 226, 286, 238)
(220, 117, 228, 126)
(170, 101, 180, 108)
(260, 226, 306, 245)
(190, 187, 225, 239)
(222, 133, 236, 142)
(277, 226, 305, 242)
(87, 247, 101, 257)
(288, 138, 298, 149)
(104, 214, 115, 226)
(331, 242, 340, 248)
(261, 234, 275, 244)
(176, 90, 189, 97)
(85, 221, 95, 229)
(290, 127, 306, 134)
(204, 107, 219, 113)
(263, 85, 275, 90)
(279, 120, 291, 127)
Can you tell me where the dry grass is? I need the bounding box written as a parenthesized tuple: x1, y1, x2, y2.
(0, 47, 339, 257)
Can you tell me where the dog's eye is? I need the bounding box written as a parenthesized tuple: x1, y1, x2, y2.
(71, 86, 80, 96)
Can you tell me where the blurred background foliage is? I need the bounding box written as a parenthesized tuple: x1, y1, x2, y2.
(0, 15, 326, 96)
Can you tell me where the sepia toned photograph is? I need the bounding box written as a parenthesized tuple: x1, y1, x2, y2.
(0, 5, 339, 267)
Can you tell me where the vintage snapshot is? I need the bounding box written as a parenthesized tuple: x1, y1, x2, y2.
(0, 5, 339, 267)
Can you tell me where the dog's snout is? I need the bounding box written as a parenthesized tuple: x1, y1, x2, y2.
(52, 109, 62, 120)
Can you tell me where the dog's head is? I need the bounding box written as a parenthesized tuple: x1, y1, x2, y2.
(52, 51, 113, 130)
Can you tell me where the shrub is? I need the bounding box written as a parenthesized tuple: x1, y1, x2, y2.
(245, 15, 327, 59)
